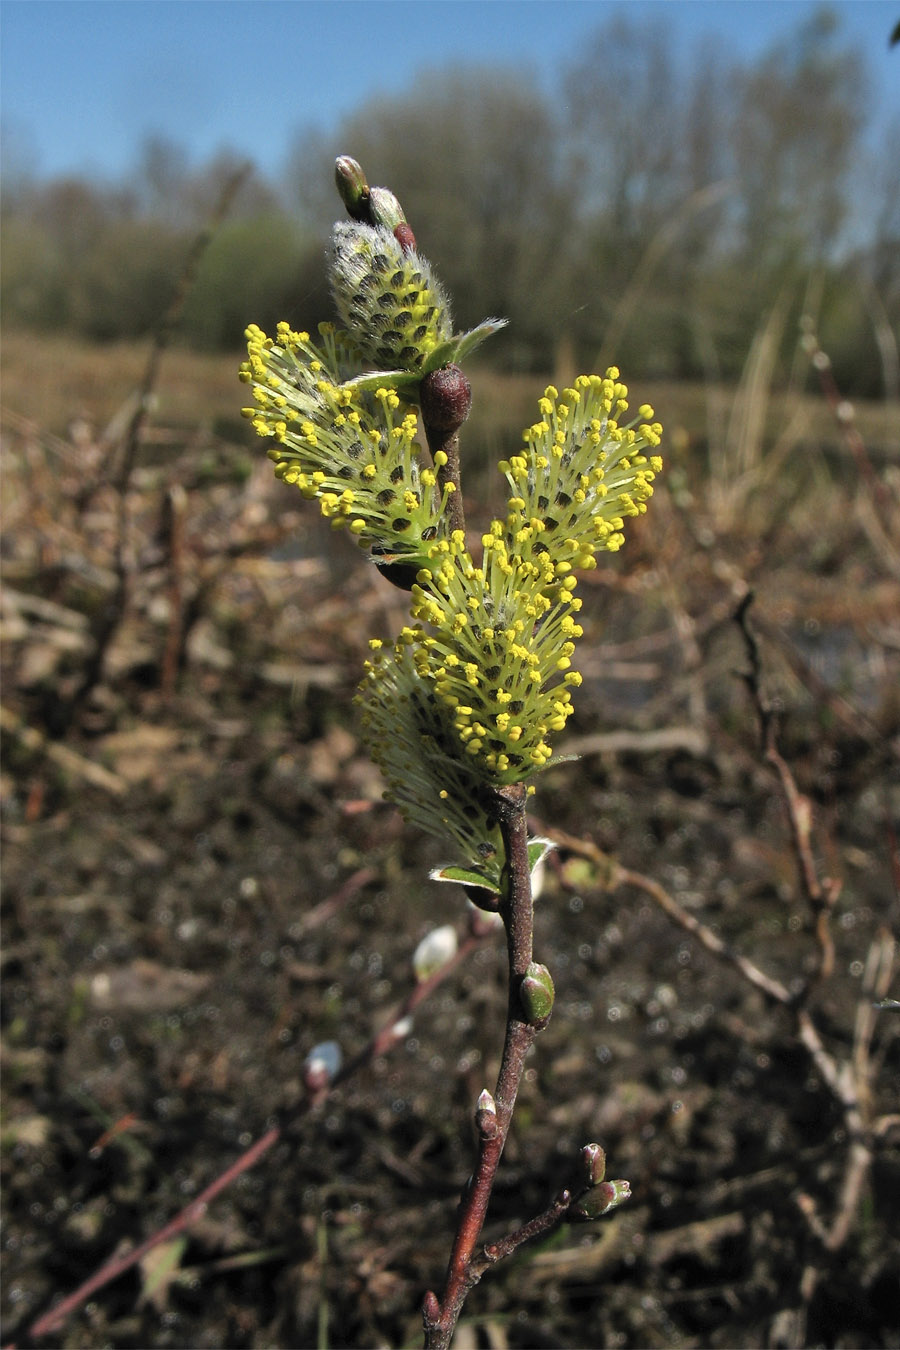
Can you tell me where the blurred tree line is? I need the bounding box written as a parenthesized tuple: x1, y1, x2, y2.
(2, 8, 898, 395)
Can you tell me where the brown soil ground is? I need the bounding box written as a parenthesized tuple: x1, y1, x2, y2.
(2, 343, 899, 1348)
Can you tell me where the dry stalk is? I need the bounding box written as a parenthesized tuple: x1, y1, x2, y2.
(549, 595, 895, 1331)
(63, 165, 250, 728)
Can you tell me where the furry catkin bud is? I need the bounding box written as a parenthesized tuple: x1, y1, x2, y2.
(303, 1040, 342, 1093)
(329, 221, 452, 372)
(412, 924, 458, 981)
(420, 364, 472, 433)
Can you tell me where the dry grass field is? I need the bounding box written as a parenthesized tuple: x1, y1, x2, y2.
(2, 331, 899, 1348)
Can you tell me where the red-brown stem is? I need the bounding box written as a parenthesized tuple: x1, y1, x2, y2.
(27, 1126, 280, 1340)
(427, 423, 466, 537)
(423, 784, 541, 1350)
(479, 1189, 574, 1267)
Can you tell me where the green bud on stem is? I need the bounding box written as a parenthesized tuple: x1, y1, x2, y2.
(335, 156, 370, 220)
(519, 961, 555, 1024)
(569, 1178, 631, 1221)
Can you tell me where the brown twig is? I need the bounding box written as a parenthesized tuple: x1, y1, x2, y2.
(735, 593, 839, 990)
(557, 830, 891, 1274)
(420, 365, 472, 539)
(26, 1125, 280, 1342)
(800, 316, 892, 517)
(430, 424, 466, 536)
(423, 783, 545, 1350)
(160, 482, 188, 700)
(479, 1189, 575, 1269)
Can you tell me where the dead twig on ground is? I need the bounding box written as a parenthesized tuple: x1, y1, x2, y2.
(23, 894, 492, 1345)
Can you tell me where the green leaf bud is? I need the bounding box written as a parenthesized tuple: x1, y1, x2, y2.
(367, 186, 406, 230)
(334, 156, 370, 220)
(367, 187, 417, 252)
(334, 158, 417, 251)
(519, 961, 555, 1024)
(569, 1178, 631, 1221)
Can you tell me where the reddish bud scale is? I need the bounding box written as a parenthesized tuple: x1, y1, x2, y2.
(420, 364, 472, 433)
(393, 221, 417, 253)
(465, 885, 502, 915)
(581, 1142, 607, 1185)
(476, 1107, 500, 1140)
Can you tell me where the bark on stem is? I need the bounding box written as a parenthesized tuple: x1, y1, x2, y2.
(427, 423, 465, 537)
(423, 784, 541, 1350)
(420, 364, 471, 539)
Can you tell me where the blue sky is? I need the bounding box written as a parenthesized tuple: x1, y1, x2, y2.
(2, 1, 899, 185)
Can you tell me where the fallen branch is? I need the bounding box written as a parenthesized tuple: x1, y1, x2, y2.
(23, 901, 491, 1344)
(0, 703, 127, 797)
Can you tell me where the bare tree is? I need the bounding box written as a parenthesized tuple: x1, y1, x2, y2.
(729, 7, 865, 264)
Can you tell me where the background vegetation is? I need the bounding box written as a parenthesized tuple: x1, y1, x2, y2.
(2, 9, 898, 393)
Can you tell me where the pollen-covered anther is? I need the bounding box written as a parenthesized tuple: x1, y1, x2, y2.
(240, 321, 449, 566)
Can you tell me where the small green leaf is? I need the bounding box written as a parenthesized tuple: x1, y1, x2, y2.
(569, 1178, 631, 1221)
(421, 319, 508, 376)
(139, 1236, 187, 1311)
(450, 318, 508, 364)
(430, 864, 502, 895)
(519, 961, 555, 1023)
(338, 369, 420, 396)
(528, 837, 555, 872)
(421, 337, 462, 373)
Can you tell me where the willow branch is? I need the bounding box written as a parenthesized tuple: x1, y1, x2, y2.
(423, 783, 543, 1350)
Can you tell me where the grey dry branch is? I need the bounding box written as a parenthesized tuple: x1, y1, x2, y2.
(548, 590, 897, 1316)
